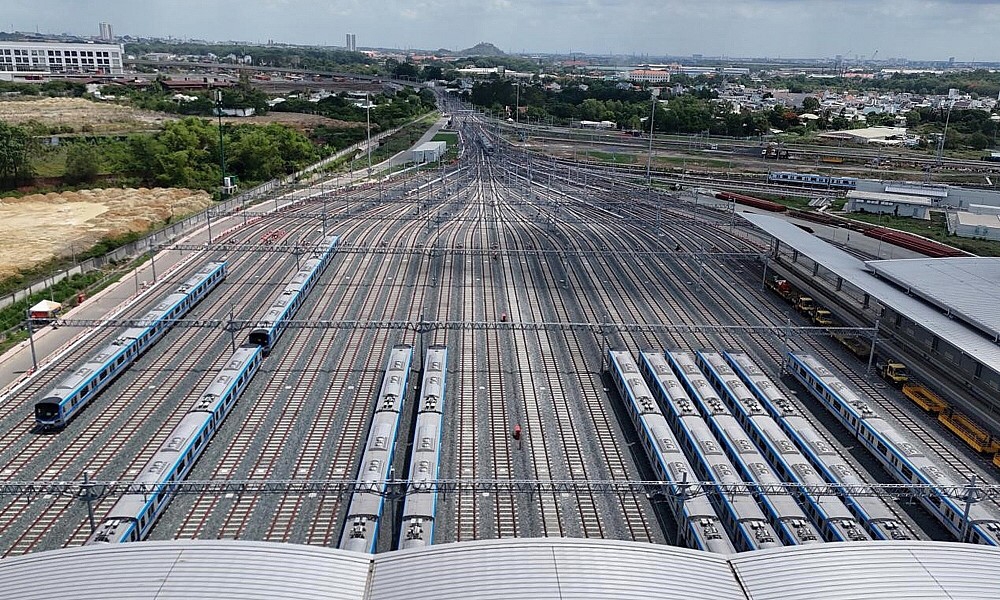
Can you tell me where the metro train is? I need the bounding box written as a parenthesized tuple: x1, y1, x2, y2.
(87, 344, 263, 543)
(608, 350, 738, 553)
(767, 171, 857, 189)
(398, 345, 448, 550)
(340, 344, 414, 553)
(249, 234, 340, 354)
(87, 240, 338, 545)
(786, 353, 1000, 546)
(664, 351, 824, 546)
(723, 351, 912, 541)
(696, 352, 870, 542)
(634, 351, 782, 552)
(34, 261, 228, 430)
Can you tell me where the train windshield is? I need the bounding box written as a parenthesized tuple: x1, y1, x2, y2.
(35, 402, 61, 420)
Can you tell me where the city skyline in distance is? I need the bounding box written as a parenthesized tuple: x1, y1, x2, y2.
(4, 0, 1000, 63)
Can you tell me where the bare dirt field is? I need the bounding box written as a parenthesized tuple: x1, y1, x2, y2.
(0, 97, 174, 132)
(221, 111, 365, 131)
(0, 188, 211, 279)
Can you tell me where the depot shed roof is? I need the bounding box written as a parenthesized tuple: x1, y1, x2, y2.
(0, 539, 997, 599)
(741, 212, 1000, 355)
(865, 257, 1000, 340)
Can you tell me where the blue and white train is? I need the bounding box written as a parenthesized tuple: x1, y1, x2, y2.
(87, 344, 263, 543)
(724, 351, 913, 541)
(609, 350, 738, 553)
(398, 345, 448, 550)
(340, 345, 414, 553)
(664, 351, 824, 546)
(696, 351, 870, 542)
(35, 261, 227, 430)
(634, 351, 782, 552)
(787, 352, 1000, 546)
(87, 240, 339, 544)
(249, 234, 339, 354)
(768, 171, 857, 189)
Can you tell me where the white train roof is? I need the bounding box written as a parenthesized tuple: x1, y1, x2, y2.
(0, 538, 996, 599)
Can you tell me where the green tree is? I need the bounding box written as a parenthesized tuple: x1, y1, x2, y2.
(64, 144, 100, 184)
(801, 96, 820, 112)
(0, 122, 35, 189)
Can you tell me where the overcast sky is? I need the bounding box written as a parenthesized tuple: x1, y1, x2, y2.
(5, 1, 999, 61)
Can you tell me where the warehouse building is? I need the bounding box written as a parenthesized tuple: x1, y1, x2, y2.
(845, 190, 932, 219)
(0, 41, 125, 80)
(411, 141, 447, 163)
(951, 212, 1000, 241)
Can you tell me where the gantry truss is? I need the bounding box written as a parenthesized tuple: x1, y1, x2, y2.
(161, 243, 764, 261)
(3, 478, 998, 504)
(49, 318, 874, 338)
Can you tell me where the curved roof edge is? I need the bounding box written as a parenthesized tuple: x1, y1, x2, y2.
(0, 538, 997, 599)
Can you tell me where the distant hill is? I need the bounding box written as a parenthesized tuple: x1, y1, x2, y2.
(457, 42, 505, 57)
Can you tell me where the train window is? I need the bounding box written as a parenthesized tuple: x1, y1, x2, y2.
(975, 363, 983, 379)
(895, 314, 902, 327)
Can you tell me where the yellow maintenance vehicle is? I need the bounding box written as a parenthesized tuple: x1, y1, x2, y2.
(809, 307, 835, 327)
(876, 357, 909, 386)
(794, 296, 816, 315)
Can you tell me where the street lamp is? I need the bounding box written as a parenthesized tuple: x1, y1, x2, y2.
(366, 91, 373, 176)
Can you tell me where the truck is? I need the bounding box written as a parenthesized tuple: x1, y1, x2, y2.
(794, 296, 816, 315)
(876, 357, 909, 386)
(809, 307, 835, 327)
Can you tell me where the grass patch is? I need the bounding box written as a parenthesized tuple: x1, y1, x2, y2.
(432, 131, 458, 145)
(838, 211, 1000, 256)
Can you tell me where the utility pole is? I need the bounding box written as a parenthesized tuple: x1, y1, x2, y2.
(216, 90, 228, 196)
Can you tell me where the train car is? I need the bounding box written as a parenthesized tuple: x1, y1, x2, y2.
(715, 191, 787, 213)
(249, 234, 339, 353)
(723, 351, 913, 541)
(86, 344, 263, 544)
(787, 353, 1000, 546)
(635, 351, 782, 552)
(610, 350, 739, 553)
(767, 171, 857, 190)
(938, 409, 1000, 455)
(398, 345, 448, 550)
(696, 352, 869, 542)
(340, 345, 413, 554)
(664, 351, 824, 546)
(34, 261, 228, 430)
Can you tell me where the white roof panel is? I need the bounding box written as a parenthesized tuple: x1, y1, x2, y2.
(0, 540, 370, 600)
(0, 539, 999, 599)
(865, 257, 1000, 340)
(370, 538, 740, 600)
(731, 541, 1000, 600)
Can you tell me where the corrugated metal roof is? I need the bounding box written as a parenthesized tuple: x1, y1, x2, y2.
(0, 540, 371, 600)
(370, 538, 740, 600)
(0, 539, 997, 599)
(731, 542, 1000, 600)
(866, 257, 1000, 340)
(742, 212, 1000, 370)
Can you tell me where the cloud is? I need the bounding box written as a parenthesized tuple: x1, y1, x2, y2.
(3, 1, 999, 60)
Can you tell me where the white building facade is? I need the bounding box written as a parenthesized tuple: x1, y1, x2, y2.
(0, 41, 125, 80)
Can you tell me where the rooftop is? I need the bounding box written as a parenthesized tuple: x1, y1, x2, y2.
(866, 257, 1000, 340)
(741, 212, 1000, 352)
(0, 539, 996, 600)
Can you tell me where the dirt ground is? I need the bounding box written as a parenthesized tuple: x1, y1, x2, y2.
(0, 97, 174, 132)
(0, 188, 211, 279)
(221, 111, 366, 131)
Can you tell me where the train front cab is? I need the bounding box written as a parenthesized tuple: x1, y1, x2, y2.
(34, 400, 64, 429)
